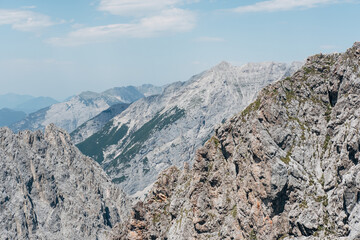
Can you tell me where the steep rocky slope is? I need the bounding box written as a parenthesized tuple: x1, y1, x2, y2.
(10, 86, 147, 133)
(78, 61, 302, 195)
(0, 124, 129, 239)
(115, 43, 360, 239)
(71, 103, 130, 144)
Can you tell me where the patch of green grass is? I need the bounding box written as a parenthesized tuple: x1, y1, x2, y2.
(304, 66, 316, 75)
(77, 122, 128, 164)
(231, 205, 237, 218)
(299, 200, 308, 209)
(152, 213, 161, 224)
(322, 134, 331, 153)
(111, 107, 185, 167)
(288, 116, 306, 131)
(280, 150, 292, 164)
(325, 104, 332, 122)
(314, 194, 328, 207)
(112, 175, 128, 184)
(241, 99, 261, 119)
(309, 178, 315, 186)
(319, 174, 325, 187)
(285, 88, 296, 103)
(210, 136, 220, 147)
(249, 229, 257, 240)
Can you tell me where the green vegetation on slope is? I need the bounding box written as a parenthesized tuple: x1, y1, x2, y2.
(105, 107, 185, 170)
(77, 121, 128, 164)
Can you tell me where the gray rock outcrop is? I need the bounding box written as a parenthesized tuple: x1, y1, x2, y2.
(0, 124, 129, 239)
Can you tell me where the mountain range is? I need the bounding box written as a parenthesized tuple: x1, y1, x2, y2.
(2, 43, 360, 239)
(9, 85, 163, 134)
(0, 93, 58, 113)
(0, 94, 58, 126)
(76, 61, 302, 195)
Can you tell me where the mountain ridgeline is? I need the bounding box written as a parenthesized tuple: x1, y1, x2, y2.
(76, 61, 302, 195)
(10, 85, 162, 134)
(115, 43, 360, 239)
(71, 103, 130, 144)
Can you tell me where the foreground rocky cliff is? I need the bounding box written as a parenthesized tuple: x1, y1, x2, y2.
(0, 124, 129, 239)
(115, 43, 360, 239)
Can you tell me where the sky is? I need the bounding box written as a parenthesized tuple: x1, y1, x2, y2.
(0, 0, 360, 100)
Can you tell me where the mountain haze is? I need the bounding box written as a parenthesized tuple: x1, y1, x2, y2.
(14, 96, 58, 114)
(10, 85, 160, 133)
(0, 108, 26, 127)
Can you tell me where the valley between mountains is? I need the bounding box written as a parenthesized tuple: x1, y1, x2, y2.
(1, 43, 360, 239)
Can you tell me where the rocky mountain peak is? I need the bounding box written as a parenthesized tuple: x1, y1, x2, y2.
(115, 43, 360, 239)
(211, 61, 232, 71)
(76, 61, 300, 195)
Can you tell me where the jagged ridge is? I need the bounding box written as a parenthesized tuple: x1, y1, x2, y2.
(115, 43, 360, 239)
(0, 124, 129, 239)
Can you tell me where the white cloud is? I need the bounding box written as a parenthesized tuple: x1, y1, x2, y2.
(98, 0, 198, 16)
(234, 0, 341, 13)
(195, 37, 225, 42)
(21, 6, 37, 9)
(0, 9, 55, 32)
(47, 8, 195, 46)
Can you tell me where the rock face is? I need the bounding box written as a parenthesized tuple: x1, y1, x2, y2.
(0, 124, 129, 239)
(10, 86, 147, 133)
(71, 103, 130, 144)
(77, 61, 302, 195)
(134, 84, 164, 97)
(115, 43, 360, 239)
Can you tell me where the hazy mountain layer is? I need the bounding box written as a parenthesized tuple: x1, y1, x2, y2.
(0, 93, 34, 109)
(14, 96, 58, 114)
(10, 86, 153, 133)
(0, 108, 26, 126)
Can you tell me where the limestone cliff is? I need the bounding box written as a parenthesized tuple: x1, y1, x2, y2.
(0, 124, 129, 239)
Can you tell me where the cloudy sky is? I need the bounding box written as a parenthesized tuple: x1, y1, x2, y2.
(1, 0, 359, 100)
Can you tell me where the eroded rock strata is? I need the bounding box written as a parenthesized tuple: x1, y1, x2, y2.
(0, 124, 129, 239)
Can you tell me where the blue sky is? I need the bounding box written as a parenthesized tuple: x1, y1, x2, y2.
(0, 0, 360, 100)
